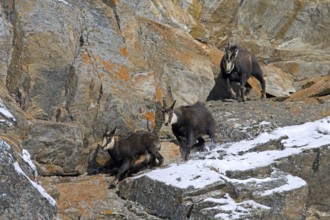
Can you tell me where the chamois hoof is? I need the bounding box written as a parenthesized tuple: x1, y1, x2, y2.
(108, 184, 116, 189)
(222, 98, 235, 102)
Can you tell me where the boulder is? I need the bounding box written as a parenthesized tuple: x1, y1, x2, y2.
(119, 117, 330, 219)
(0, 2, 13, 83)
(285, 75, 330, 102)
(22, 121, 87, 176)
(0, 139, 57, 219)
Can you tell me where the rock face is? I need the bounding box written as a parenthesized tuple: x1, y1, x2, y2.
(0, 139, 57, 220)
(119, 117, 330, 220)
(0, 0, 329, 219)
(0, 0, 328, 175)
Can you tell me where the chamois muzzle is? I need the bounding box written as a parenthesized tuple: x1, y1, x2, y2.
(225, 60, 235, 74)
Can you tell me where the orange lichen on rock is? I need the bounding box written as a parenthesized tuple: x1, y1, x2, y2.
(121, 47, 129, 58)
(115, 65, 130, 81)
(102, 60, 114, 72)
(248, 77, 262, 96)
(144, 111, 155, 124)
(155, 83, 164, 104)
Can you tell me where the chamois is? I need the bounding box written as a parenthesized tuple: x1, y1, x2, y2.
(160, 100, 216, 161)
(221, 43, 266, 102)
(101, 128, 164, 188)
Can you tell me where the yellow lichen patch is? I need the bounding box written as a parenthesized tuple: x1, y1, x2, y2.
(322, 109, 330, 117)
(82, 52, 92, 64)
(98, 73, 105, 78)
(103, 210, 113, 215)
(56, 175, 111, 217)
(45, 164, 62, 174)
(0, 134, 21, 154)
(115, 65, 130, 81)
(121, 47, 129, 58)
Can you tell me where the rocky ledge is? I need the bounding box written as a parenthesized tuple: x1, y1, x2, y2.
(119, 116, 330, 220)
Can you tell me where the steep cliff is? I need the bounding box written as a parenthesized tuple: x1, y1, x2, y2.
(0, 0, 329, 219)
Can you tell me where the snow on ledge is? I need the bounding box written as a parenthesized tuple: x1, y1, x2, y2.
(0, 98, 16, 123)
(260, 174, 306, 196)
(57, 0, 69, 5)
(13, 161, 56, 206)
(203, 194, 270, 220)
(140, 117, 330, 190)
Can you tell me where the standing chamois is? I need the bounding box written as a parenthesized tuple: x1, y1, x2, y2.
(160, 100, 216, 161)
(221, 43, 266, 102)
(101, 128, 164, 188)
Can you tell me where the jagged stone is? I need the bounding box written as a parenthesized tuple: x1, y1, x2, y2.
(275, 145, 330, 215)
(0, 139, 57, 220)
(0, 0, 329, 219)
(119, 167, 307, 220)
(22, 121, 86, 176)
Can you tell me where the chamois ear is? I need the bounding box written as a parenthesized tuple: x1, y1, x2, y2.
(155, 102, 164, 111)
(233, 47, 239, 58)
(110, 127, 117, 135)
(103, 126, 109, 135)
(163, 97, 170, 109)
(170, 100, 176, 109)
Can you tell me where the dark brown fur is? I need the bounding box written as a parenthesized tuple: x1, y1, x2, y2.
(101, 129, 164, 188)
(161, 101, 216, 160)
(221, 44, 266, 101)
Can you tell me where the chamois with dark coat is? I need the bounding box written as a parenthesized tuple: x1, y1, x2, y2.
(160, 100, 216, 161)
(101, 128, 164, 188)
(221, 43, 266, 102)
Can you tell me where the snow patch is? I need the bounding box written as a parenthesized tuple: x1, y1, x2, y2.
(140, 117, 330, 191)
(57, 0, 69, 5)
(13, 162, 56, 206)
(0, 98, 16, 123)
(21, 149, 39, 183)
(261, 174, 307, 196)
(203, 194, 270, 220)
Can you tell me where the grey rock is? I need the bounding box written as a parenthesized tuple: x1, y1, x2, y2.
(0, 139, 57, 220)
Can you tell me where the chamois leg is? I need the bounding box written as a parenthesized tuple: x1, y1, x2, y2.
(109, 160, 133, 189)
(240, 75, 248, 102)
(226, 78, 236, 99)
(193, 137, 205, 149)
(253, 70, 266, 100)
(180, 145, 191, 161)
(244, 82, 252, 96)
(259, 77, 266, 100)
(207, 121, 216, 145)
(174, 134, 190, 161)
(127, 154, 150, 176)
(149, 149, 164, 166)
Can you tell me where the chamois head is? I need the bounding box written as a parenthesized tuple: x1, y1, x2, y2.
(101, 127, 117, 150)
(223, 43, 239, 74)
(158, 100, 177, 126)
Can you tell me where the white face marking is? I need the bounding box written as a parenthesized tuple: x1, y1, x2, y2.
(225, 61, 234, 73)
(170, 113, 178, 125)
(103, 136, 115, 150)
(101, 136, 108, 147)
(164, 113, 169, 125)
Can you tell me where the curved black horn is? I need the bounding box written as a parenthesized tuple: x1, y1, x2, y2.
(170, 100, 176, 109)
(162, 97, 168, 108)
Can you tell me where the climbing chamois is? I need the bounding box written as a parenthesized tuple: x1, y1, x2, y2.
(160, 100, 216, 161)
(101, 128, 164, 188)
(221, 43, 266, 102)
